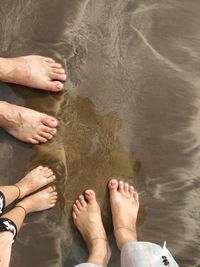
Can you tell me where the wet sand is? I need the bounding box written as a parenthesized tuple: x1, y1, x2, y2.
(1, 1, 200, 266)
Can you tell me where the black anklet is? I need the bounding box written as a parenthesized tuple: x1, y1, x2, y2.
(0, 191, 6, 214)
(0, 218, 17, 239)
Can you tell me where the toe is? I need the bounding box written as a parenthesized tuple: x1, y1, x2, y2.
(48, 175, 56, 182)
(52, 68, 66, 74)
(41, 115, 58, 128)
(129, 186, 134, 195)
(37, 166, 44, 170)
(72, 211, 77, 220)
(27, 138, 40, 144)
(75, 200, 82, 210)
(46, 81, 64, 91)
(51, 192, 58, 197)
(34, 134, 48, 143)
(40, 126, 57, 135)
(84, 190, 96, 204)
(43, 168, 54, 177)
(119, 181, 124, 193)
(51, 196, 58, 201)
(49, 63, 62, 68)
(48, 186, 56, 193)
(40, 131, 54, 140)
(50, 72, 67, 82)
(79, 195, 87, 207)
(108, 179, 119, 191)
(44, 57, 55, 63)
(124, 183, 129, 193)
(73, 204, 79, 215)
(51, 197, 57, 203)
(133, 191, 139, 202)
(45, 169, 54, 177)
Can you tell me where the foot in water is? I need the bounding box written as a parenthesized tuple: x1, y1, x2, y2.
(0, 101, 58, 144)
(72, 190, 111, 266)
(17, 186, 58, 213)
(108, 179, 139, 250)
(0, 55, 67, 91)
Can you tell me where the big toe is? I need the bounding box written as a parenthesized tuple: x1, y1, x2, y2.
(85, 190, 96, 204)
(46, 81, 64, 92)
(108, 179, 119, 193)
(41, 115, 58, 128)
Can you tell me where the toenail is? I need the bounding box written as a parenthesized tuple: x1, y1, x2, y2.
(57, 84, 62, 90)
(111, 181, 116, 186)
(51, 129, 56, 134)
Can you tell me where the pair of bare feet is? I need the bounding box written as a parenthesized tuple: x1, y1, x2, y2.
(0, 55, 67, 144)
(1, 166, 58, 218)
(73, 179, 139, 267)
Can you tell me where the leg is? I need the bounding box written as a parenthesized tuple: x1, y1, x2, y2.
(108, 179, 179, 267)
(0, 101, 58, 144)
(108, 179, 138, 250)
(0, 186, 58, 267)
(0, 165, 55, 212)
(72, 190, 111, 267)
(2, 186, 58, 229)
(0, 232, 14, 267)
(0, 55, 67, 91)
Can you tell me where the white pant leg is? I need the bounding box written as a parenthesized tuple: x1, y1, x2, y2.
(121, 241, 179, 267)
(0, 232, 14, 267)
(74, 264, 103, 267)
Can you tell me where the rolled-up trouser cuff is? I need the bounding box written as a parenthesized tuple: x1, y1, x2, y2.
(121, 241, 179, 267)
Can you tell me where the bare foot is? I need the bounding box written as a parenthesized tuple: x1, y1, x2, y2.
(0, 101, 58, 144)
(108, 179, 139, 250)
(0, 55, 67, 91)
(0, 166, 56, 209)
(73, 190, 111, 267)
(17, 186, 58, 214)
(16, 166, 56, 198)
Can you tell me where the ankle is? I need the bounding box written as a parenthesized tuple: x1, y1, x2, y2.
(87, 240, 111, 267)
(17, 200, 31, 215)
(15, 181, 26, 199)
(114, 228, 137, 250)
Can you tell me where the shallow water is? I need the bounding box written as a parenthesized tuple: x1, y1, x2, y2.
(0, 1, 200, 266)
